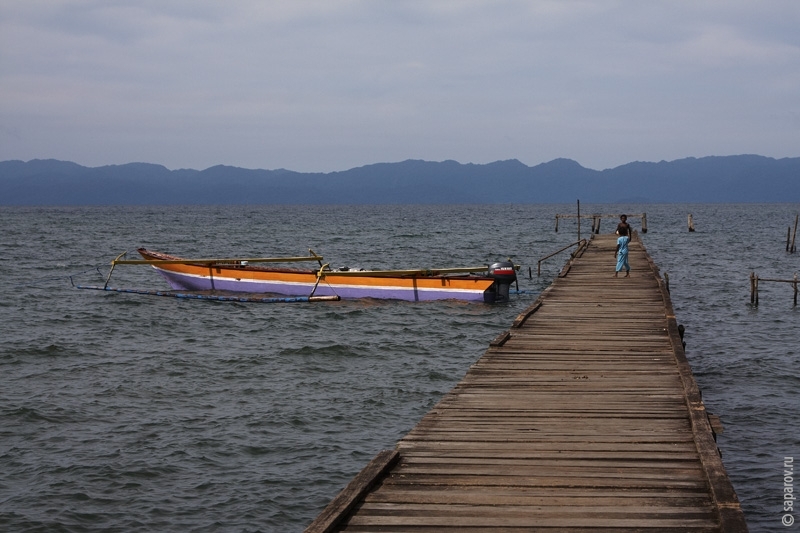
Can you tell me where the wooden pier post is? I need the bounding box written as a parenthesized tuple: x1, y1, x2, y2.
(641, 212, 648, 233)
(688, 213, 695, 232)
(791, 214, 798, 253)
(594, 215, 601, 234)
(577, 200, 581, 241)
(794, 273, 798, 307)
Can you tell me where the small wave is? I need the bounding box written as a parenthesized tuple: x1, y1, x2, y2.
(3, 406, 60, 423)
(278, 344, 367, 358)
(426, 370, 452, 382)
(241, 445, 273, 457)
(121, 464, 183, 479)
(395, 233, 429, 238)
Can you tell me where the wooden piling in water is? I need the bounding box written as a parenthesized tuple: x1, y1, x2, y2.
(750, 272, 758, 306)
(308, 233, 746, 532)
(688, 213, 695, 232)
(752, 273, 799, 307)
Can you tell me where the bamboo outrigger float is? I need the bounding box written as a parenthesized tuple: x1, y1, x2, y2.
(95, 248, 519, 303)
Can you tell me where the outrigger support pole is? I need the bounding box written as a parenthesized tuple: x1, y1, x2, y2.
(310, 263, 331, 298)
(104, 251, 128, 289)
(113, 249, 325, 267)
(309, 248, 324, 268)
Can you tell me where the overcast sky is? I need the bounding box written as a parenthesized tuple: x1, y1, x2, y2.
(1, 1, 799, 172)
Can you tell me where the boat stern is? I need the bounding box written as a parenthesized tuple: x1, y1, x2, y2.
(483, 261, 517, 303)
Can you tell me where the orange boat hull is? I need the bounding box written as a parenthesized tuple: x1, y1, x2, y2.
(138, 249, 497, 302)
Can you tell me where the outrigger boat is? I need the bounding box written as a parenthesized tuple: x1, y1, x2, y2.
(113, 248, 519, 303)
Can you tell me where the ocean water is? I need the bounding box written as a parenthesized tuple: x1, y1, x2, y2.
(0, 203, 797, 532)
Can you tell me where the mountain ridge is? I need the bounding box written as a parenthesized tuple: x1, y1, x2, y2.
(1, 155, 798, 205)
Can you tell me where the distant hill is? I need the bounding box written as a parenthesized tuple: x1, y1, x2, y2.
(1, 155, 798, 205)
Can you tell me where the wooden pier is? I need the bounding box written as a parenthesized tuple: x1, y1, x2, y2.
(307, 233, 747, 532)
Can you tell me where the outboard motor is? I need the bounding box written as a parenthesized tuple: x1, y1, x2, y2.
(484, 261, 517, 303)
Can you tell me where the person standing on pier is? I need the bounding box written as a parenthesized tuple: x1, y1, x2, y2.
(615, 214, 631, 236)
(615, 222, 631, 278)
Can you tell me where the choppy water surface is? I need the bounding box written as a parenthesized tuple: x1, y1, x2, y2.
(0, 204, 797, 532)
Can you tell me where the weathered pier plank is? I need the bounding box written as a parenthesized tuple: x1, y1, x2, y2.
(306, 233, 746, 532)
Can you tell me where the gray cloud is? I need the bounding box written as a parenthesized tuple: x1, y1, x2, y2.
(1, 0, 798, 171)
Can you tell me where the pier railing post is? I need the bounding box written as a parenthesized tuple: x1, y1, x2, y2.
(750, 272, 757, 307)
